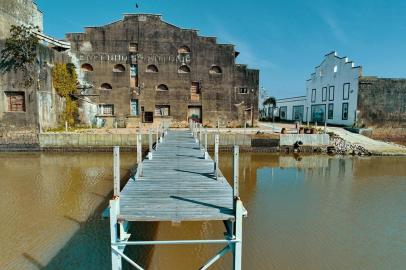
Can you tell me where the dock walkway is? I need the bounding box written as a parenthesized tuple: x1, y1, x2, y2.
(119, 130, 234, 222)
(109, 125, 246, 270)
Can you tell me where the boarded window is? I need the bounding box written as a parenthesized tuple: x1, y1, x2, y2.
(99, 104, 114, 116)
(178, 65, 190, 73)
(100, 83, 112, 90)
(129, 43, 138, 52)
(81, 63, 93, 72)
(178, 46, 191, 54)
(6, 92, 25, 112)
(157, 84, 169, 91)
(146, 64, 158, 73)
(155, 105, 170, 116)
(209, 66, 222, 75)
(113, 64, 126, 72)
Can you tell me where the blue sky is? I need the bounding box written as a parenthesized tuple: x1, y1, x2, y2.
(37, 0, 406, 98)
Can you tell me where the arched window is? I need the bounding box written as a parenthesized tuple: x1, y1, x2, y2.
(81, 63, 93, 72)
(178, 65, 190, 74)
(113, 64, 126, 72)
(146, 64, 158, 73)
(157, 84, 169, 91)
(178, 45, 191, 54)
(209, 65, 222, 75)
(100, 83, 112, 90)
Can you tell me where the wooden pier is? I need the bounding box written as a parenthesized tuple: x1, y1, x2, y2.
(109, 123, 247, 269)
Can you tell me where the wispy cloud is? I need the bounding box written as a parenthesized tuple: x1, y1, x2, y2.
(318, 10, 349, 45)
(205, 16, 279, 70)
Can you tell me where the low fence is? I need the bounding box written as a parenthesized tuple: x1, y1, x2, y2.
(279, 134, 330, 146)
(38, 132, 253, 149)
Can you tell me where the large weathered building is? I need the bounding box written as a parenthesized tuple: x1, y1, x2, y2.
(66, 14, 259, 128)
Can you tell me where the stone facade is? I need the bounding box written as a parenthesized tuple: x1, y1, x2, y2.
(66, 14, 259, 128)
(0, 0, 65, 134)
(358, 77, 406, 127)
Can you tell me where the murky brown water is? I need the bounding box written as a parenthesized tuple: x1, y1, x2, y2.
(0, 152, 405, 270)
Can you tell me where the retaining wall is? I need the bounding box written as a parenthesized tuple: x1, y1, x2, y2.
(280, 134, 330, 146)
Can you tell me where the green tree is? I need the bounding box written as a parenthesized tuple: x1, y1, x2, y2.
(52, 63, 78, 126)
(0, 25, 39, 87)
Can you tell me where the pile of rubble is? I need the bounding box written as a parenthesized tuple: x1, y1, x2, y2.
(330, 135, 370, 156)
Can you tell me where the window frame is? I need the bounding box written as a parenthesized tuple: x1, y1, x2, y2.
(5, 91, 26, 112)
(328, 103, 334, 119)
(343, 83, 350, 100)
(292, 105, 304, 122)
(311, 104, 327, 123)
(98, 104, 114, 116)
(154, 105, 170, 117)
(329, 86, 335, 101)
(311, 89, 316, 103)
(279, 106, 288, 120)
(322, 87, 327, 101)
(342, 102, 349, 120)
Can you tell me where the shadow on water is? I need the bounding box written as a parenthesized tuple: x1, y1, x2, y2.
(28, 167, 160, 270)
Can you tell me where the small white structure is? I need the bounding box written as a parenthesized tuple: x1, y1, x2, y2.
(269, 52, 362, 126)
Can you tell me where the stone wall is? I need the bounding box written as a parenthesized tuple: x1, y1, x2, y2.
(358, 77, 406, 127)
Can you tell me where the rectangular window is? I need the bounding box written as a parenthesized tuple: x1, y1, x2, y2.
(279, 106, 287, 120)
(130, 65, 138, 77)
(143, 112, 153, 123)
(342, 103, 349, 120)
(191, 82, 201, 102)
(130, 99, 139, 116)
(311, 104, 326, 123)
(292, 105, 304, 122)
(328, 103, 334, 119)
(329, 86, 335, 101)
(155, 105, 170, 116)
(322, 87, 327, 101)
(311, 89, 316, 103)
(343, 83, 350, 100)
(99, 104, 114, 116)
(5, 91, 25, 112)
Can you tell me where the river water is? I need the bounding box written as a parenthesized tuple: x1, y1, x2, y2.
(0, 152, 405, 270)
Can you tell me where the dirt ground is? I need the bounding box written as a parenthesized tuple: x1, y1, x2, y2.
(368, 128, 406, 146)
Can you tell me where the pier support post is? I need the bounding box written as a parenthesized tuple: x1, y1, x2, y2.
(137, 133, 142, 176)
(199, 124, 202, 148)
(233, 145, 239, 198)
(113, 146, 120, 197)
(110, 198, 122, 270)
(204, 130, 208, 159)
(148, 129, 153, 160)
(156, 126, 159, 148)
(233, 199, 243, 270)
(214, 133, 219, 179)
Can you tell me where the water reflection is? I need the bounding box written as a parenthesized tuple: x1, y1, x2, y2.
(0, 153, 405, 270)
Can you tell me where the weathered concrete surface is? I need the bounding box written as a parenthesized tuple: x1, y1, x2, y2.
(280, 134, 330, 146)
(328, 127, 406, 156)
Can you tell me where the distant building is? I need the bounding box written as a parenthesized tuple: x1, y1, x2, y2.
(66, 14, 259, 128)
(271, 51, 406, 127)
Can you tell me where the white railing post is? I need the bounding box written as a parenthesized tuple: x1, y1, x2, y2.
(156, 126, 159, 147)
(233, 199, 243, 270)
(137, 133, 142, 176)
(204, 129, 208, 159)
(199, 124, 202, 148)
(113, 146, 120, 197)
(148, 129, 153, 160)
(233, 145, 239, 198)
(214, 133, 219, 179)
(110, 199, 121, 270)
